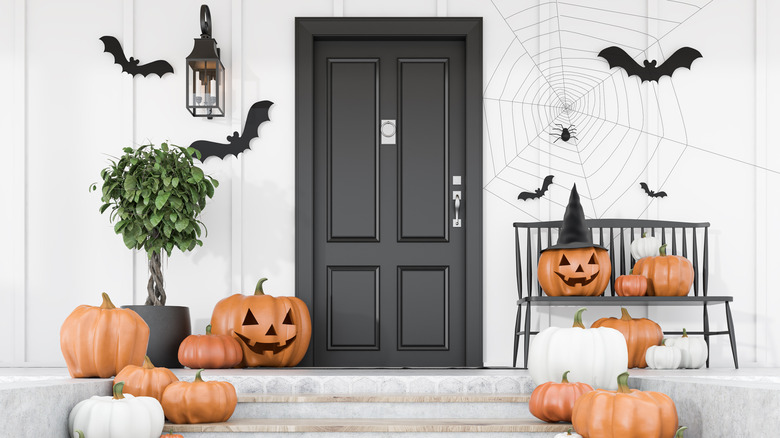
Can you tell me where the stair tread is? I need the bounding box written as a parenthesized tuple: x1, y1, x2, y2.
(236, 393, 531, 403)
(165, 418, 571, 433)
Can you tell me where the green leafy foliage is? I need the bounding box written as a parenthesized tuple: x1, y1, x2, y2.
(93, 143, 219, 258)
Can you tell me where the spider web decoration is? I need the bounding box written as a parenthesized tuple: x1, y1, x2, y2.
(484, 0, 714, 221)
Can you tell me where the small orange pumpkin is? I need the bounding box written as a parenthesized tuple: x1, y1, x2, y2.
(591, 308, 663, 368)
(572, 372, 678, 438)
(160, 432, 184, 438)
(632, 244, 693, 296)
(529, 370, 594, 423)
(614, 271, 648, 296)
(211, 278, 312, 367)
(161, 369, 237, 424)
(60, 293, 149, 378)
(178, 324, 243, 369)
(114, 355, 178, 401)
(538, 247, 612, 297)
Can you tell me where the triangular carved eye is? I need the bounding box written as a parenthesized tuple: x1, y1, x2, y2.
(243, 309, 259, 326)
(589, 254, 597, 264)
(560, 254, 570, 266)
(283, 309, 294, 325)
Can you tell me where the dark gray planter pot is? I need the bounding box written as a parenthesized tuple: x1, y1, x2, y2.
(122, 305, 191, 368)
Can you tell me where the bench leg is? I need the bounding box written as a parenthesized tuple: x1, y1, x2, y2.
(725, 301, 739, 369)
(513, 305, 521, 368)
(703, 302, 710, 368)
(523, 301, 532, 369)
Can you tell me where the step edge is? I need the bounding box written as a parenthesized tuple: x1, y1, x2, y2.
(235, 393, 531, 403)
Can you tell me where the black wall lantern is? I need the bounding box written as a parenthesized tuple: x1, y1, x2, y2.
(186, 5, 225, 118)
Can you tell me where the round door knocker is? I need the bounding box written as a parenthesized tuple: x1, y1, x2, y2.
(381, 120, 396, 138)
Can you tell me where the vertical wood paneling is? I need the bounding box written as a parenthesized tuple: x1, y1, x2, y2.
(122, 0, 137, 305)
(754, 0, 768, 365)
(232, 0, 244, 294)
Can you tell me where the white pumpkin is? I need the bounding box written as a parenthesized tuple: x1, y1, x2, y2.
(69, 382, 164, 438)
(554, 427, 583, 438)
(665, 328, 708, 369)
(630, 232, 661, 260)
(528, 308, 628, 390)
(645, 339, 682, 369)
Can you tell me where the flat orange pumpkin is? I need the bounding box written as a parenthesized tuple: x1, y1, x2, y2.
(572, 372, 678, 438)
(114, 355, 178, 401)
(538, 247, 611, 297)
(614, 272, 648, 297)
(529, 371, 593, 423)
(178, 324, 243, 369)
(591, 308, 663, 368)
(60, 293, 149, 378)
(161, 369, 237, 424)
(632, 244, 693, 297)
(211, 278, 311, 367)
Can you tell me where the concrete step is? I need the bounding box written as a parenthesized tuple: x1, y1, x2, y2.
(233, 393, 535, 419)
(163, 418, 572, 437)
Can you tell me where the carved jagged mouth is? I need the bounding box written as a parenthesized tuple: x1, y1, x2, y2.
(235, 331, 296, 355)
(554, 271, 600, 287)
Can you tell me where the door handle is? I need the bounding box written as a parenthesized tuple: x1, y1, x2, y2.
(453, 191, 462, 228)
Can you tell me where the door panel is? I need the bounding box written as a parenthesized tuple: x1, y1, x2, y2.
(313, 40, 466, 366)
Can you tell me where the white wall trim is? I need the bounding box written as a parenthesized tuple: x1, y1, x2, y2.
(754, 0, 768, 365)
(231, 0, 244, 294)
(437, 0, 447, 17)
(122, 0, 138, 304)
(12, 0, 27, 363)
(333, 0, 344, 17)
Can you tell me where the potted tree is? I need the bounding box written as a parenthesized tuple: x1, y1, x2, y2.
(92, 142, 218, 367)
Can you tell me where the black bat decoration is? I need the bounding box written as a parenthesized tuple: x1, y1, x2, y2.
(598, 46, 702, 82)
(640, 182, 667, 198)
(518, 175, 555, 201)
(99, 36, 174, 77)
(190, 100, 274, 160)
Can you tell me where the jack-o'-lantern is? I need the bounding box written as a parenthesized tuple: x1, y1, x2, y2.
(211, 278, 311, 367)
(538, 185, 611, 297)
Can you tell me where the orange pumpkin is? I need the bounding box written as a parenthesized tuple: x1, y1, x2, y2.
(161, 433, 184, 438)
(114, 355, 178, 401)
(572, 372, 678, 438)
(211, 278, 312, 367)
(529, 370, 594, 423)
(615, 271, 648, 296)
(161, 369, 237, 424)
(60, 293, 149, 378)
(538, 247, 611, 297)
(178, 324, 243, 369)
(591, 308, 663, 368)
(632, 244, 693, 297)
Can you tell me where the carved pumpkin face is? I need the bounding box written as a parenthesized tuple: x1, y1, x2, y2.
(210, 278, 312, 367)
(538, 247, 611, 297)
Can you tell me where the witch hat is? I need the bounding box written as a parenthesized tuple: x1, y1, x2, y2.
(543, 184, 605, 251)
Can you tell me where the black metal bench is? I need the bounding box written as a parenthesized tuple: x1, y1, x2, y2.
(512, 219, 738, 369)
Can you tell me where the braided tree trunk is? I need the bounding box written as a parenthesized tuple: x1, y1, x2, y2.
(146, 250, 166, 306)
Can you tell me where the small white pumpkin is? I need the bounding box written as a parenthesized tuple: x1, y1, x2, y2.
(554, 427, 583, 438)
(528, 308, 628, 391)
(630, 232, 661, 260)
(69, 382, 164, 438)
(665, 328, 708, 369)
(645, 339, 682, 369)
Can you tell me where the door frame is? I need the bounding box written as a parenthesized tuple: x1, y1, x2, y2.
(295, 17, 483, 367)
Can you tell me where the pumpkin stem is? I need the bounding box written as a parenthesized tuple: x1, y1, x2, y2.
(206, 324, 212, 335)
(572, 308, 587, 328)
(642, 232, 648, 238)
(142, 355, 154, 369)
(566, 427, 574, 435)
(75, 430, 85, 438)
(100, 292, 117, 310)
(113, 381, 125, 400)
(616, 372, 631, 394)
(661, 339, 668, 346)
(195, 368, 205, 383)
(628, 269, 633, 275)
(683, 328, 688, 338)
(675, 426, 688, 438)
(561, 370, 571, 383)
(659, 244, 668, 257)
(254, 278, 268, 295)
(620, 307, 632, 321)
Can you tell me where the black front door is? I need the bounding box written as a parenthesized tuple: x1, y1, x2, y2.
(311, 39, 467, 366)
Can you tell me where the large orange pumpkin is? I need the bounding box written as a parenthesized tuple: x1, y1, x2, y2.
(178, 324, 243, 369)
(60, 293, 149, 378)
(614, 271, 648, 296)
(591, 308, 663, 368)
(211, 278, 312, 367)
(538, 247, 611, 297)
(632, 244, 693, 297)
(161, 369, 237, 424)
(572, 372, 678, 438)
(529, 370, 593, 423)
(114, 355, 178, 402)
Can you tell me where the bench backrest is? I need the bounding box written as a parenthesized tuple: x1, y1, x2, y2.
(512, 219, 710, 299)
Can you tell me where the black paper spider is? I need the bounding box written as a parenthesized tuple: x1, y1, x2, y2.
(551, 124, 577, 143)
